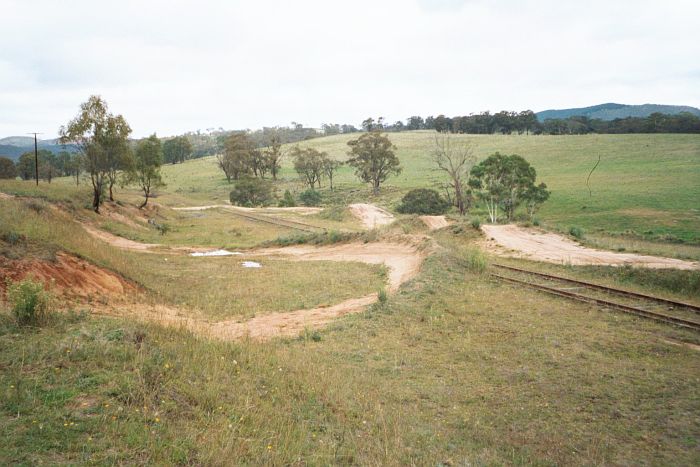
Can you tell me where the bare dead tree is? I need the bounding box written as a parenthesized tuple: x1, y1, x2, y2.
(432, 132, 475, 215)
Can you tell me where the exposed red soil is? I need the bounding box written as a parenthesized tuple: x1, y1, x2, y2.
(0, 252, 137, 300)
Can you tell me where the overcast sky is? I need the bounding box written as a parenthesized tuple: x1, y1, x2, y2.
(2, 0, 699, 138)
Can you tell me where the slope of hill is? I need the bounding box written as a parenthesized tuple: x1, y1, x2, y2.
(536, 103, 700, 121)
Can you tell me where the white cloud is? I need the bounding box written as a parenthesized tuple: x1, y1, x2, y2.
(1, 0, 698, 137)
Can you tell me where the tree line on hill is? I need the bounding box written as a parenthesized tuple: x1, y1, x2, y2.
(357, 111, 700, 135)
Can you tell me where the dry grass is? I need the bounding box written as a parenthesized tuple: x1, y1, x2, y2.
(1, 232, 698, 464)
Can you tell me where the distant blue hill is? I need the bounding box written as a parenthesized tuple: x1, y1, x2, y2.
(536, 103, 700, 121)
(0, 137, 77, 161)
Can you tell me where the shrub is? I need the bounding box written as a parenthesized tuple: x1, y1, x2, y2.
(459, 248, 488, 273)
(156, 223, 171, 235)
(278, 190, 296, 207)
(2, 231, 23, 245)
(532, 218, 540, 227)
(299, 189, 322, 207)
(377, 288, 388, 305)
(569, 226, 584, 239)
(230, 177, 273, 207)
(396, 188, 449, 215)
(6, 277, 53, 326)
(470, 217, 481, 230)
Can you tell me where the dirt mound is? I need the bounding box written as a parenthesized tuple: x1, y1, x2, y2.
(349, 203, 394, 229)
(0, 252, 137, 299)
(419, 215, 450, 230)
(482, 224, 700, 270)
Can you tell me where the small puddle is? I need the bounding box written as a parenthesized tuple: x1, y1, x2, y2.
(190, 250, 242, 257)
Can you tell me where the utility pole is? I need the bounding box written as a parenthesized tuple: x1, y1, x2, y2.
(28, 132, 42, 185)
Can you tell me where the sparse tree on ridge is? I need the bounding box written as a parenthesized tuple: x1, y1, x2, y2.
(249, 148, 267, 178)
(346, 131, 401, 195)
(59, 96, 132, 212)
(291, 146, 325, 189)
(432, 132, 475, 215)
(125, 134, 165, 208)
(103, 115, 133, 201)
(361, 118, 375, 132)
(217, 132, 254, 182)
(264, 134, 283, 180)
(322, 158, 342, 191)
(39, 152, 57, 183)
(163, 136, 193, 164)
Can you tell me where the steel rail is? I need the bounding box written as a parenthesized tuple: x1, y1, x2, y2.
(490, 273, 700, 331)
(493, 263, 700, 314)
(226, 209, 324, 233)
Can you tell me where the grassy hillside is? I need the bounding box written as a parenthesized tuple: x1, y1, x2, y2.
(150, 132, 700, 244)
(3, 132, 698, 246)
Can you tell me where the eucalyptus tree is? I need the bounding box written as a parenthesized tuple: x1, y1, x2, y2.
(346, 132, 401, 195)
(59, 96, 132, 212)
(126, 134, 165, 208)
(163, 136, 193, 164)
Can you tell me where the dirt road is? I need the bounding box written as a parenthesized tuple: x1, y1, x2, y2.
(349, 203, 394, 229)
(482, 224, 699, 270)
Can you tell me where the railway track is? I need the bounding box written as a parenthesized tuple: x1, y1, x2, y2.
(490, 263, 700, 331)
(226, 209, 325, 234)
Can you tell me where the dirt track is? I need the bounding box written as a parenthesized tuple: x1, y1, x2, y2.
(76, 215, 425, 339)
(482, 224, 699, 270)
(349, 203, 394, 229)
(81, 224, 160, 251)
(251, 242, 424, 291)
(94, 240, 424, 340)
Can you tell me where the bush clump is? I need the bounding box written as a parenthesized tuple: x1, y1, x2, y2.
(470, 217, 481, 230)
(396, 188, 450, 215)
(7, 277, 53, 326)
(230, 177, 274, 207)
(278, 190, 296, 207)
(299, 189, 322, 207)
(569, 226, 585, 239)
